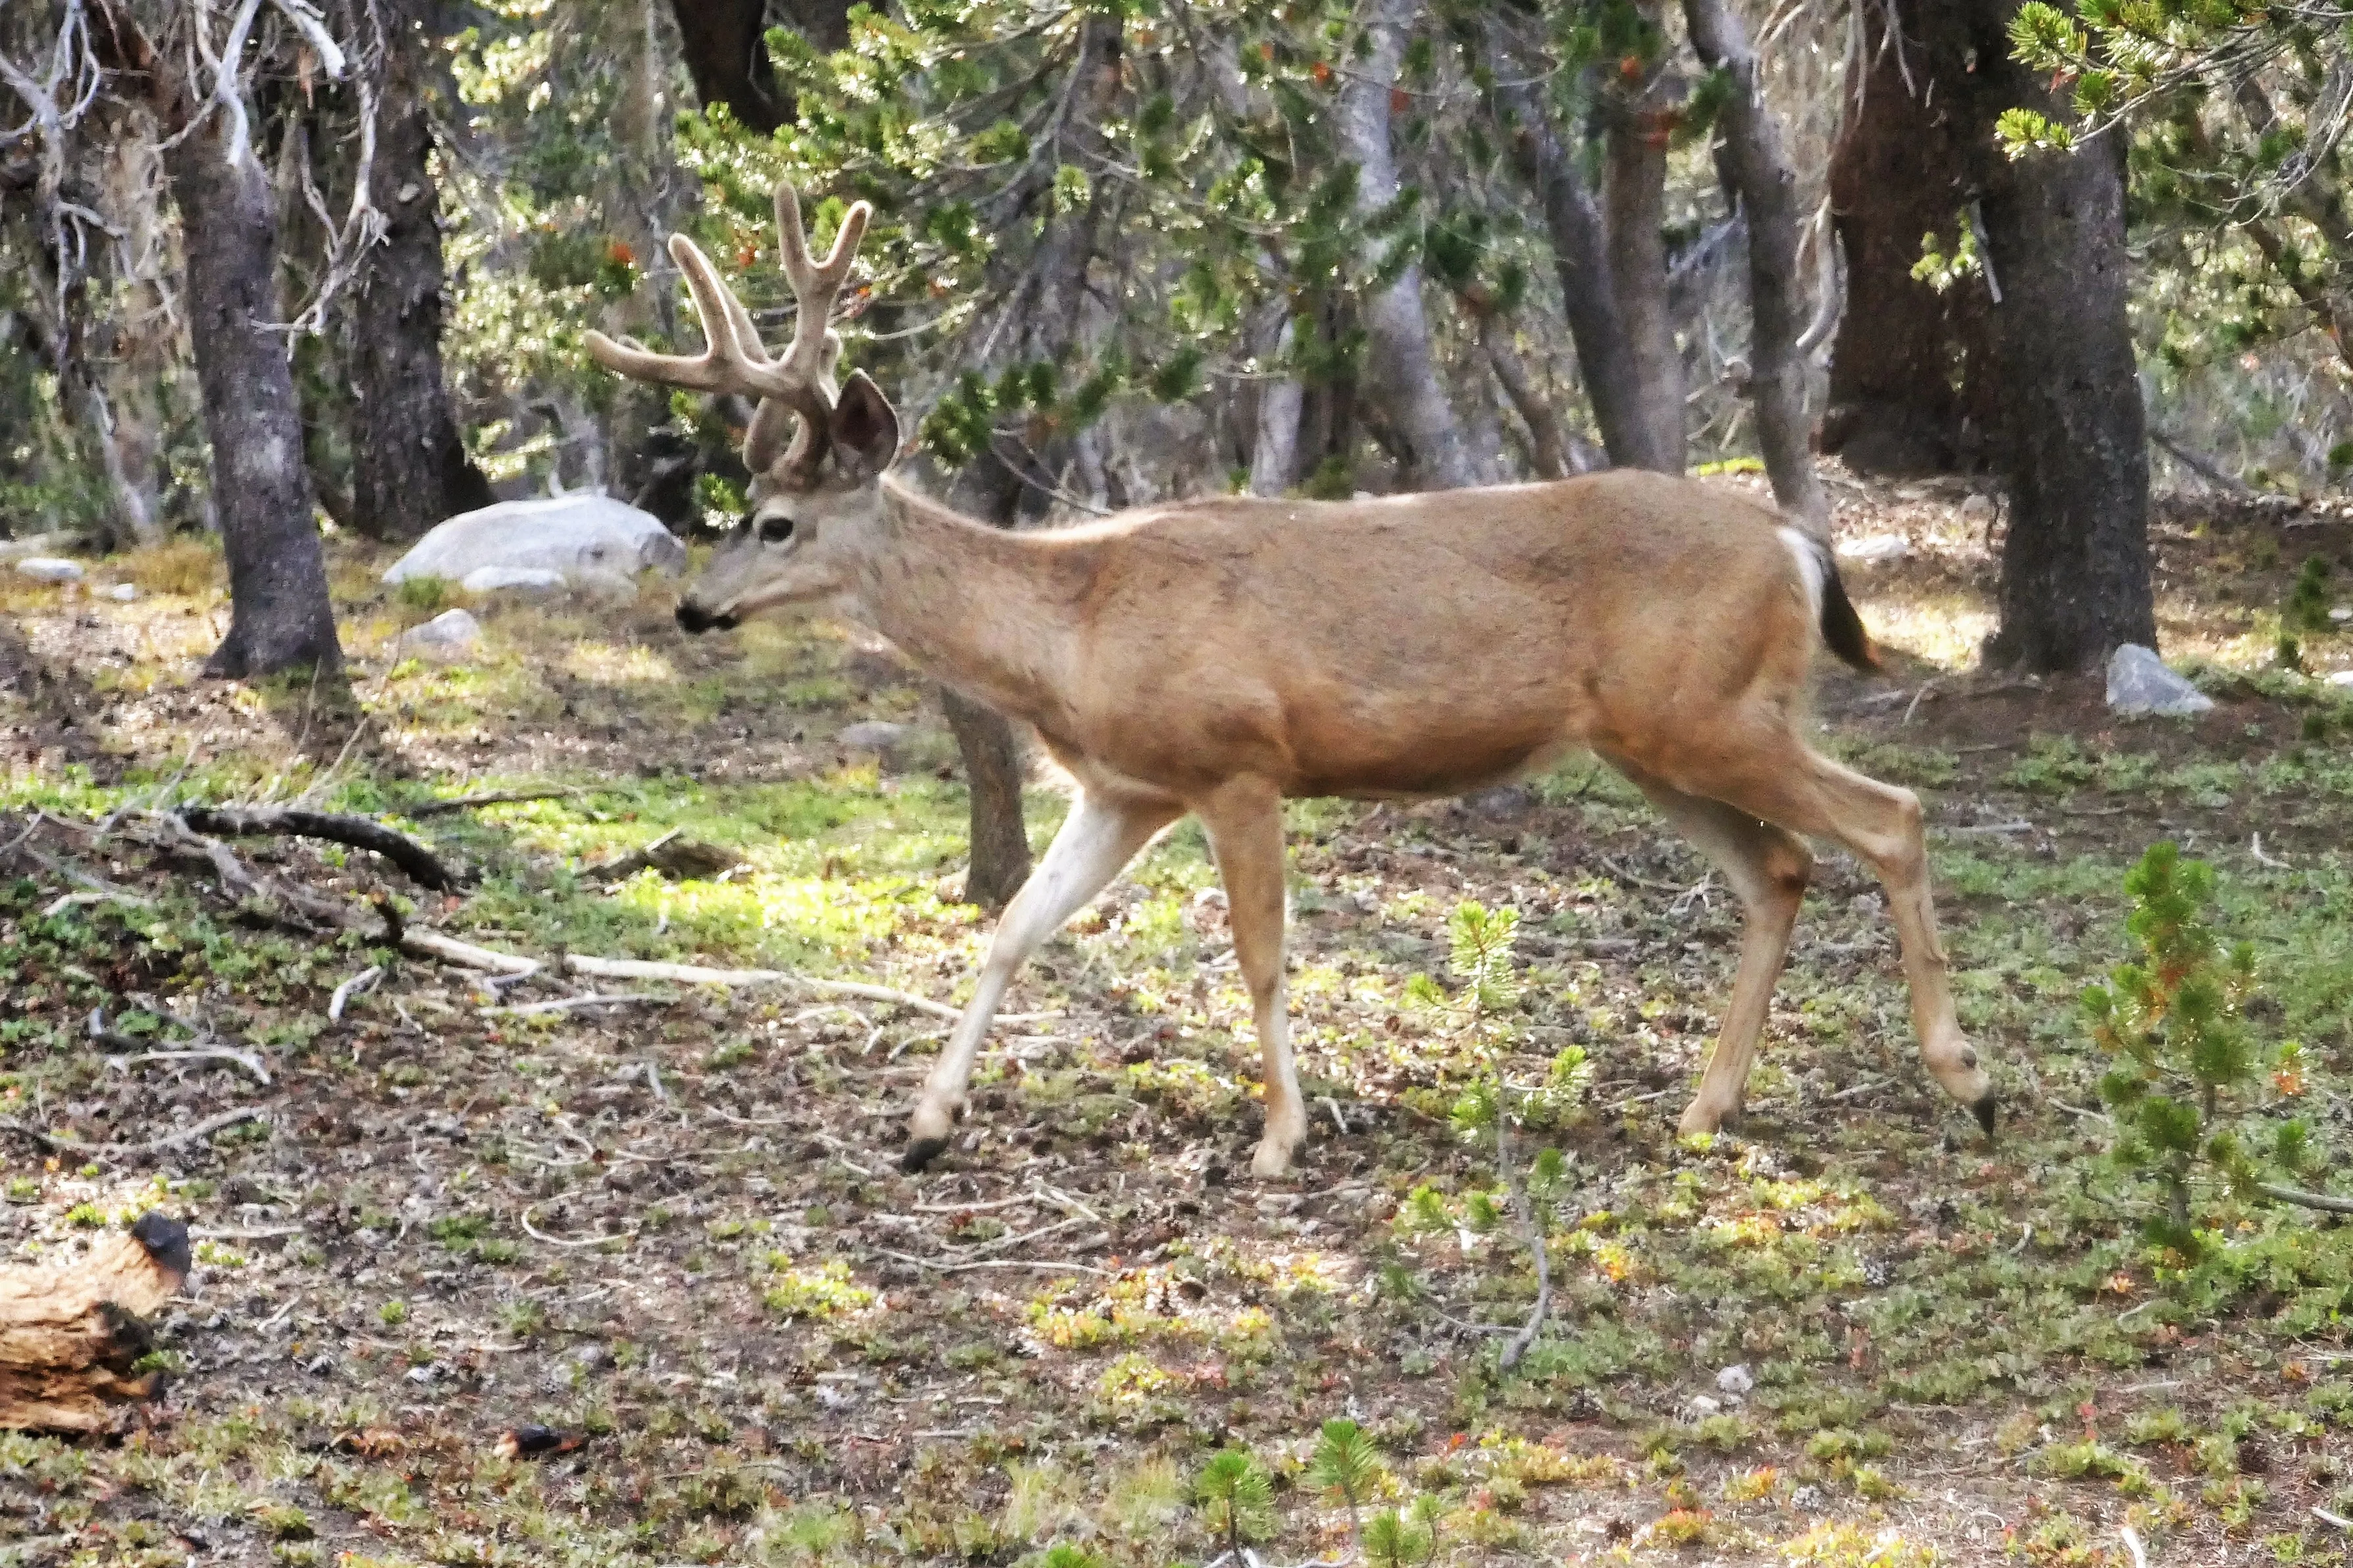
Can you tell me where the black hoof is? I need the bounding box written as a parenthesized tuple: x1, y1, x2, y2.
(1972, 1094, 1999, 1139)
(901, 1135, 949, 1174)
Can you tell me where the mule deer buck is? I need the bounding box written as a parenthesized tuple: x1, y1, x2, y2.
(588, 183, 1995, 1178)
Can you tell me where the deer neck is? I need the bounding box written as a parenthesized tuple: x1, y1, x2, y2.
(845, 476, 1077, 729)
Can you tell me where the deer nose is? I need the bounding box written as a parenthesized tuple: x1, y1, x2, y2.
(676, 602, 734, 634)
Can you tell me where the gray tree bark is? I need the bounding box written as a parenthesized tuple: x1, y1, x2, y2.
(162, 105, 342, 676)
(1603, 58, 1686, 475)
(1682, 0, 1828, 533)
(1486, 16, 1664, 473)
(1337, 0, 1479, 491)
(1249, 310, 1303, 496)
(347, 0, 492, 541)
(1966, 0, 2156, 668)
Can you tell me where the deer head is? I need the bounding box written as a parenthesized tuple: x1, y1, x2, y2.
(587, 182, 900, 632)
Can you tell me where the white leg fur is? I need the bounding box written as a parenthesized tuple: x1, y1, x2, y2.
(904, 790, 1178, 1168)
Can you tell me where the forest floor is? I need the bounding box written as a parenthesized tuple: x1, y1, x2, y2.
(4, 473, 2353, 1568)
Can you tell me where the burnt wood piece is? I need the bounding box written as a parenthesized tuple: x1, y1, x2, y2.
(0, 1215, 189, 1433)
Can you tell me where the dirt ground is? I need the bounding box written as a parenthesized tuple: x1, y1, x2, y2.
(4, 473, 2353, 1568)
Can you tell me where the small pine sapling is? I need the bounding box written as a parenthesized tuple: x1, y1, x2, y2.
(1363, 1495, 1444, 1568)
(2085, 842, 2347, 1258)
(1306, 1419, 1386, 1545)
(1403, 901, 1590, 1367)
(2285, 555, 2335, 634)
(1194, 1446, 1274, 1559)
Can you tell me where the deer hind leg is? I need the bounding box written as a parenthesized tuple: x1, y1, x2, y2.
(1196, 778, 1306, 1179)
(1693, 734, 1995, 1134)
(1608, 756, 1813, 1137)
(903, 788, 1180, 1172)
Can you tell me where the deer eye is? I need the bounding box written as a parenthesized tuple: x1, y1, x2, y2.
(757, 515, 796, 545)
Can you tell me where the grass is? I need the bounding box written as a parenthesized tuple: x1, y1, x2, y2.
(4, 502, 2353, 1565)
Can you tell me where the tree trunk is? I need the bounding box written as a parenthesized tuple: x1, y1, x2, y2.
(1337, 0, 1479, 491)
(934, 14, 1125, 905)
(1249, 310, 1303, 496)
(1482, 320, 1568, 479)
(164, 118, 343, 678)
(1490, 55, 1651, 471)
(670, 0, 852, 132)
(1682, 0, 1828, 532)
(1822, 0, 1985, 476)
(940, 686, 1031, 910)
(1603, 36, 1686, 474)
(348, 0, 492, 542)
(1969, 0, 2156, 669)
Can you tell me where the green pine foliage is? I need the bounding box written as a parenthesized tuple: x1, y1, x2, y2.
(2085, 843, 2323, 1256)
(1193, 1446, 1274, 1557)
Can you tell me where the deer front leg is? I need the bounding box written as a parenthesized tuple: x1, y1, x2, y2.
(1611, 758, 1812, 1136)
(1197, 778, 1306, 1179)
(904, 788, 1179, 1172)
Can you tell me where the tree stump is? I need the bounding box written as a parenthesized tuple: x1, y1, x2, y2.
(0, 1214, 189, 1433)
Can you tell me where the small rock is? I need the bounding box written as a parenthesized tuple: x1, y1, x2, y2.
(2106, 643, 2214, 717)
(835, 721, 911, 753)
(103, 582, 139, 602)
(1790, 1485, 1825, 1513)
(2330, 606, 2350, 624)
(1958, 492, 1997, 521)
(14, 557, 84, 583)
(404, 1362, 444, 1385)
(459, 565, 565, 597)
(2328, 671, 2353, 688)
(399, 608, 482, 659)
(1689, 1394, 1723, 1417)
(1716, 1363, 1755, 1397)
(1835, 534, 1911, 564)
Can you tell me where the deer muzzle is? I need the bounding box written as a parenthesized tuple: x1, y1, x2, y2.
(675, 601, 739, 635)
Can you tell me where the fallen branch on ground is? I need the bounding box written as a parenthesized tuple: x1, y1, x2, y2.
(328, 965, 383, 1022)
(479, 993, 662, 1018)
(404, 788, 581, 817)
(172, 806, 458, 891)
(0, 1106, 270, 1162)
(871, 1246, 1111, 1277)
(2258, 1181, 2353, 1216)
(0, 1215, 189, 1433)
(561, 955, 964, 1020)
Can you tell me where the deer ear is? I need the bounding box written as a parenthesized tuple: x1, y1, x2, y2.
(829, 371, 901, 475)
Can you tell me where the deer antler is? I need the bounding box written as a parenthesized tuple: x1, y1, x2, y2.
(584, 181, 871, 481)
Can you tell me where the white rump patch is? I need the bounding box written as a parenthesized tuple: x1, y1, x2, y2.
(1778, 527, 1825, 619)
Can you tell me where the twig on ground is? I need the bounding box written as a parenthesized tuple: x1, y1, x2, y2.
(520, 1205, 635, 1249)
(329, 964, 383, 1022)
(4, 1105, 271, 1162)
(400, 930, 539, 976)
(478, 993, 660, 1018)
(871, 1246, 1111, 1277)
(2316, 1507, 2352, 1532)
(405, 788, 581, 817)
(563, 955, 965, 1020)
(1943, 819, 2037, 836)
(2252, 832, 2289, 868)
(2118, 1525, 2148, 1568)
(642, 1059, 668, 1106)
(105, 1049, 272, 1087)
(173, 805, 458, 890)
(1902, 678, 1941, 726)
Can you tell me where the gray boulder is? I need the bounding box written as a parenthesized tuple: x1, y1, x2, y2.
(2106, 644, 2214, 717)
(835, 721, 913, 753)
(383, 495, 684, 591)
(459, 565, 566, 597)
(14, 557, 84, 583)
(399, 608, 481, 659)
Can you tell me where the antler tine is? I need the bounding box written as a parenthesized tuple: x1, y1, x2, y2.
(766, 181, 873, 475)
(584, 233, 796, 399)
